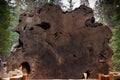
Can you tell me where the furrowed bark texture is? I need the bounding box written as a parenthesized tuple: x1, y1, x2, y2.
(7, 4, 113, 79)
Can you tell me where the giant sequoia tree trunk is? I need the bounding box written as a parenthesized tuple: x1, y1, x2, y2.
(7, 4, 113, 79)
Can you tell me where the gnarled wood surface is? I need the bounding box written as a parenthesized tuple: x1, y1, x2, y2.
(7, 4, 113, 79)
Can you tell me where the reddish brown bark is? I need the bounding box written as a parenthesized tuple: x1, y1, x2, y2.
(7, 4, 113, 79)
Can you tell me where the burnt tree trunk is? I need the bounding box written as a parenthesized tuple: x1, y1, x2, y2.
(7, 4, 113, 79)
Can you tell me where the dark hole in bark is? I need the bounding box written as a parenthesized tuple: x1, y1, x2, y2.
(99, 53, 106, 59)
(19, 19, 22, 23)
(73, 54, 76, 57)
(20, 62, 31, 74)
(98, 53, 106, 63)
(85, 17, 95, 27)
(37, 9, 41, 13)
(88, 47, 93, 53)
(23, 13, 27, 16)
(29, 27, 34, 30)
(17, 39, 23, 48)
(23, 25, 26, 30)
(16, 31, 20, 34)
(81, 70, 91, 79)
(54, 32, 58, 37)
(21, 13, 26, 16)
(54, 32, 62, 38)
(91, 17, 95, 23)
(59, 32, 62, 34)
(13, 29, 20, 34)
(85, 70, 90, 78)
(36, 22, 50, 30)
(32, 71, 35, 73)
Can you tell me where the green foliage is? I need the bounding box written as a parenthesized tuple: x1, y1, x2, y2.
(112, 29, 120, 71)
(111, 13, 120, 71)
(113, 60, 120, 71)
(0, 0, 11, 58)
(49, 0, 56, 4)
(0, 1, 11, 29)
